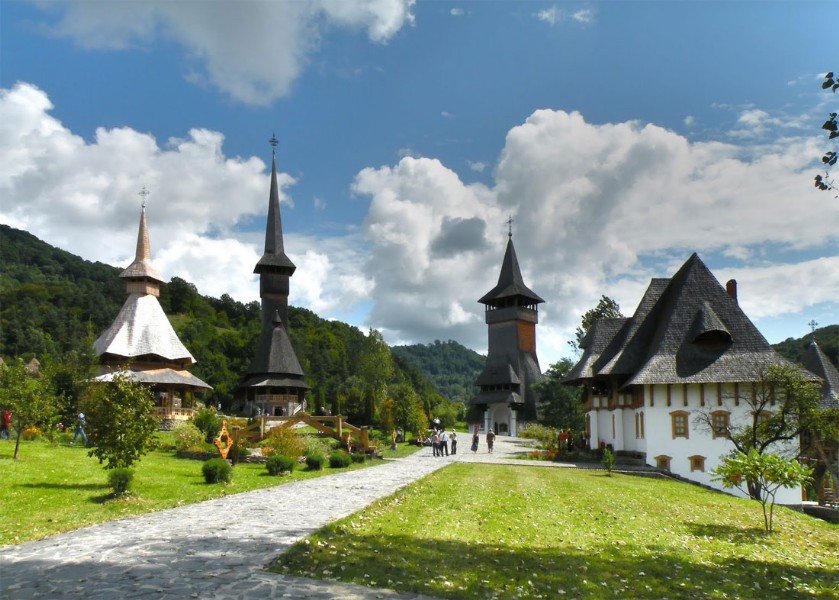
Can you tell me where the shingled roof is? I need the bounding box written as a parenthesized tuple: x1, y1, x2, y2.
(243, 312, 309, 389)
(567, 254, 806, 388)
(94, 294, 196, 365)
(254, 154, 296, 274)
(801, 341, 839, 408)
(120, 206, 163, 283)
(478, 236, 544, 305)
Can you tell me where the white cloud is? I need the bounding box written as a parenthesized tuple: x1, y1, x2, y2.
(4, 82, 838, 366)
(351, 108, 839, 362)
(467, 160, 487, 173)
(0, 82, 371, 320)
(571, 9, 596, 24)
(37, 0, 415, 105)
(450, 8, 465, 17)
(537, 6, 562, 26)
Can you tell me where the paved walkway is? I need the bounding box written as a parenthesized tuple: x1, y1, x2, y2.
(0, 435, 549, 600)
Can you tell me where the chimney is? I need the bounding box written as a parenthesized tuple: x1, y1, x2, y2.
(725, 279, 738, 304)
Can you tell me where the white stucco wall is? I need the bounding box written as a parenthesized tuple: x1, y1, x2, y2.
(586, 383, 803, 504)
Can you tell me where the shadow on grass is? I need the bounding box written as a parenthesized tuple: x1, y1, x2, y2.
(686, 522, 768, 542)
(272, 530, 839, 599)
(20, 482, 108, 492)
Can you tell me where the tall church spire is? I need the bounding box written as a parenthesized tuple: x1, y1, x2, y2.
(478, 234, 544, 306)
(120, 191, 163, 294)
(255, 134, 295, 275)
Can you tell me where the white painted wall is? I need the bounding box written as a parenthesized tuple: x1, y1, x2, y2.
(585, 383, 803, 504)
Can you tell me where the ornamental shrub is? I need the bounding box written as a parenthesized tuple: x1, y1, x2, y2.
(259, 426, 305, 459)
(350, 452, 366, 463)
(202, 458, 233, 484)
(305, 449, 325, 471)
(266, 454, 296, 476)
(173, 422, 206, 453)
(191, 407, 222, 442)
(107, 467, 135, 496)
(329, 451, 351, 468)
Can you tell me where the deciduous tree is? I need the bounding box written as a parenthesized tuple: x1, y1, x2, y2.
(80, 371, 158, 469)
(0, 358, 56, 459)
(568, 295, 623, 355)
(712, 450, 812, 532)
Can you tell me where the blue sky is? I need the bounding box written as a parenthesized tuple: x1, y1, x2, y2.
(1, 0, 838, 366)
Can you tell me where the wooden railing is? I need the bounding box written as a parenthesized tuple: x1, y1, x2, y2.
(152, 406, 195, 420)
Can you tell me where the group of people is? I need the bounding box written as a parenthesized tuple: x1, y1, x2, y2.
(429, 428, 457, 456)
(469, 429, 496, 453)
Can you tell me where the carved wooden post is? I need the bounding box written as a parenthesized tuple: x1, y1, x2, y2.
(361, 426, 369, 450)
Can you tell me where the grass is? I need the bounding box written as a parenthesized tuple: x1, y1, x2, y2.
(271, 463, 839, 599)
(0, 435, 419, 546)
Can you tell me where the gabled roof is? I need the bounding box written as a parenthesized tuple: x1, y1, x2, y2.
(94, 294, 195, 364)
(476, 359, 521, 387)
(569, 253, 804, 387)
(801, 341, 839, 408)
(478, 236, 544, 305)
(120, 206, 163, 282)
(254, 154, 296, 274)
(564, 317, 628, 383)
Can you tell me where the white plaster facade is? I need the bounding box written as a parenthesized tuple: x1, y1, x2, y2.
(586, 382, 802, 504)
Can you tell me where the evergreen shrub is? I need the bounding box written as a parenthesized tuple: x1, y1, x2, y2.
(202, 458, 233, 484)
(191, 407, 222, 442)
(350, 453, 366, 463)
(266, 454, 296, 476)
(107, 467, 135, 496)
(305, 449, 325, 471)
(329, 451, 351, 468)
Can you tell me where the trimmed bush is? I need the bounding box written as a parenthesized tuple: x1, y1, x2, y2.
(602, 448, 614, 475)
(266, 454, 296, 476)
(202, 458, 233, 484)
(305, 450, 325, 471)
(107, 467, 135, 496)
(329, 451, 351, 468)
(350, 453, 366, 464)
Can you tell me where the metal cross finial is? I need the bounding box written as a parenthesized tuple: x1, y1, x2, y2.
(269, 133, 278, 150)
(507, 215, 514, 238)
(139, 186, 150, 209)
(809, 319, 819, 341)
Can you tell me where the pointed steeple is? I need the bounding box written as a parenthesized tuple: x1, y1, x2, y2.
(120, 202, 163, 285)
(254, 135, 296, 275)
(479, 235, 544, 305)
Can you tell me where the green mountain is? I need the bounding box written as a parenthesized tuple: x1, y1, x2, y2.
(0, 224, 444, 421)
(391, 340, 484, 403)
(772, 325, 839, 366)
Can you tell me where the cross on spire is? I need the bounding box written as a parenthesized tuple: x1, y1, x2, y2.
(507, 215, 514, 238)
(139, 186, 150, 209)
(809, 319, 819, 341)
(269, 133, 278, 156)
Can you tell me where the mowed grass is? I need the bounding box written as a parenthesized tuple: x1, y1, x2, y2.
(271, 464, 839, 599)
(0, 437, 417, 546)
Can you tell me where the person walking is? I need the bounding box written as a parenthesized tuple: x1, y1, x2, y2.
(71, 412, 88, 445)
(486, 429, 495, 453)
(450, 429, 457, 455)
(1, 409, 11, 439)
(471, 432, 479, 453)
(440, 429, 449, 456)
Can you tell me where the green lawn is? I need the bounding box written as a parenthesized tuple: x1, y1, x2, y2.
(271, 464, 839, 599)
(0, 436, 419, 546)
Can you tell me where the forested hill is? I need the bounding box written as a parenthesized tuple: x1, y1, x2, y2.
(391, 340, 484, 404)
(772, 325, 839, 367)
(0, 224, 447, 418)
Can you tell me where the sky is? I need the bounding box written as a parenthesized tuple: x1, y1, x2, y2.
(1, 0, 838, 368)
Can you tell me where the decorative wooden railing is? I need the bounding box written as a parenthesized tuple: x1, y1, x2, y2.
(152, 406, 195, 420)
